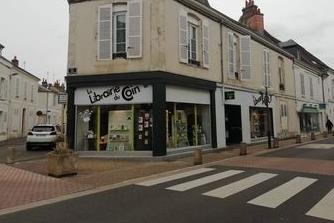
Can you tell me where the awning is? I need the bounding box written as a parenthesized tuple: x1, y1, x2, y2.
(300, 107, 319, 113)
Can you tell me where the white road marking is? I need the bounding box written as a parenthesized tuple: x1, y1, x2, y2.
(248, 177, 318, 208)
(306, 187, 334, 221)
(297, 144, 334, 149)
(203, 173, 277, 199)
(166, 170, 244, 192)
(135, 168, 215, 186)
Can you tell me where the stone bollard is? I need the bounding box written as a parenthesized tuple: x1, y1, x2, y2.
(239, 143, 247, 156)
(311, 132, 316, 141)
(6, 147, 16, 164)
(273, 138, 279, 148)
(296, 135, 302, 144)
(323, 131, 328, 138)
(193, 148, 203, 165)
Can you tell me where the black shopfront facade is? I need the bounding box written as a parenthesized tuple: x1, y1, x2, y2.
(66, 72, 217, 157)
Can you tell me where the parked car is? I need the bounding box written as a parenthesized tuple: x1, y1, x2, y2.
(26, 124, 63, 150)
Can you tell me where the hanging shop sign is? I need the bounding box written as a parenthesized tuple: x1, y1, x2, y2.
(75, 85, 153, 105)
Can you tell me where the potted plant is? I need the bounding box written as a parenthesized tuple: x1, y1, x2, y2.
(47, 142, 78, 177)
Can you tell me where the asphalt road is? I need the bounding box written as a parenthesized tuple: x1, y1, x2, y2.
(0, 137, 50, 163)
(261, 138, 334, 161)
(1, 140, 334, 222)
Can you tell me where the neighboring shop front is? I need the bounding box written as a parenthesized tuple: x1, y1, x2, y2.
(297, 103, 323, 133)
(66, 72, 217, 157)
(224, 87, 276, 145)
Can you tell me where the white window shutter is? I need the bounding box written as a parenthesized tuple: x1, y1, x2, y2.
(179, 8, 188, 63)
(228, 32, 235, 79)
(263, 50, 266, 86)
(127, 0, 142, 58)
(202, 19, 209, 68)
(98, 5, 113, 59)
(240, 35, 251, 80)
(267, 51, 271, 86)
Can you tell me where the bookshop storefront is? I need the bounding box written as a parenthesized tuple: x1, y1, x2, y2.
(66, 72, 217, 157)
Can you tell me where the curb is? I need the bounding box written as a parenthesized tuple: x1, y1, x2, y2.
(0, 137, 330, 216)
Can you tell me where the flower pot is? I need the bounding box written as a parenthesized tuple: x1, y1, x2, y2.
(47, 151, 78, 178)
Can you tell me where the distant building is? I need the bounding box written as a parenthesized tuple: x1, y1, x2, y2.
(0, 44, 40, 141)
(37, 79, 66, 126)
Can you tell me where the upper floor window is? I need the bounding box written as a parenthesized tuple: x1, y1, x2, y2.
(179, 10, 209, 68)
(331, 80, 334, 100)
(113, 11, 127, 59)
(278, 57, 285, 91)
(300, 73, 305, 96)
(0, 77, 7, 100)
(228, 33, 251, 80)
(263, 49, 271, 87)
(98, 1, 142, 60)
(24, 81, 27, 100)
(309, 77, 314, 98)
(188, 22, 198, 65)
(15, 78, 20, 98)
(31, 85, 34, 102)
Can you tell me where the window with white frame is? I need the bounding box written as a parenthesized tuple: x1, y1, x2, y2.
(331, 80, 334, 100)
(228, 33, 239, 79)
(280, 103, 288, 117)
(278, 57, 285, 91)
(188, 22, 198, 64)
(228, 33, 251, 80)
(179, 9, 209, 68)
(263, 49, 271, 87)
(98, 1, 142, 60)
(301, 73, 305, 96)
(24, 81, 27, 100)
(309, 77, 313, 98)
(31, 85, 34, 102)
(15, 78, 20, 98)
(113, 11, 127, 58)
(0, 77, 7, 100)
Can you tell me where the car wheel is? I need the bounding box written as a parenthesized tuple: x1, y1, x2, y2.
(26, 144, 33, 151)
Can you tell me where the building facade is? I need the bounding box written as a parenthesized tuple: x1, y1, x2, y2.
(37, 80, 66, 126)
(66, 0, 223, 156)
(66, 0, 333, 156)
(1, 46, 40, 141)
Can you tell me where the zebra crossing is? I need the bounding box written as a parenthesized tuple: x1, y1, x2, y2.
(136, 167, 334, 221)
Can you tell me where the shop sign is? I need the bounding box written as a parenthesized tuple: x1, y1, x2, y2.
(225, 91, 235, 100)
(319, 103, 326, 110)
(75, 85, 152, 105)
(58, 93, 67, 104)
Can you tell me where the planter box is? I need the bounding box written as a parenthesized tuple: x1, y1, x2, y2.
(47, 151, 78, 178)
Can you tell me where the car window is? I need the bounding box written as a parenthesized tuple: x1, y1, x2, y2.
(32, 126, 55, 132)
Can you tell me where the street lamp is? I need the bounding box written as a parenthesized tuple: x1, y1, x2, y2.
(253, 86, 273, 149)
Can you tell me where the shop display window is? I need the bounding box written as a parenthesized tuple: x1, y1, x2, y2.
(250, 107, 273, 138)
(299, 113, 320, 133)
(166, 103, 211, 149)
(75, 104, 152, 152)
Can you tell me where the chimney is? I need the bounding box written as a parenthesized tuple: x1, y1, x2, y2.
(239, 0, 264, 34)
(12, 56, 19, 67)
(42, 79, 48, 88)
(0, 44, 4, 56)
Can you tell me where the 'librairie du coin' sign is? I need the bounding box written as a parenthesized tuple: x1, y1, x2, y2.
(74, 85, 153, 105)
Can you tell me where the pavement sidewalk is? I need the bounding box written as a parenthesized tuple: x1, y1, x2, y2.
(0, 134, 330, 212)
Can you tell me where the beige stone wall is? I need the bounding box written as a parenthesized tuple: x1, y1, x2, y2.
(68, 0, 222, 82)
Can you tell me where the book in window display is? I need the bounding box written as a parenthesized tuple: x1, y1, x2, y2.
(107, 110, 133, 151)
(134, 110, 152, 151)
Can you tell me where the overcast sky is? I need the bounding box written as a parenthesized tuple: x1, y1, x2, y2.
(0, 0, 333, 82)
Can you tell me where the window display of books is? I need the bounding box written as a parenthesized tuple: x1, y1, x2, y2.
(107, 110, 133, 151)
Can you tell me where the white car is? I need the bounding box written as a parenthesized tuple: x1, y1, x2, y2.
(26, 125, 62, 150)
